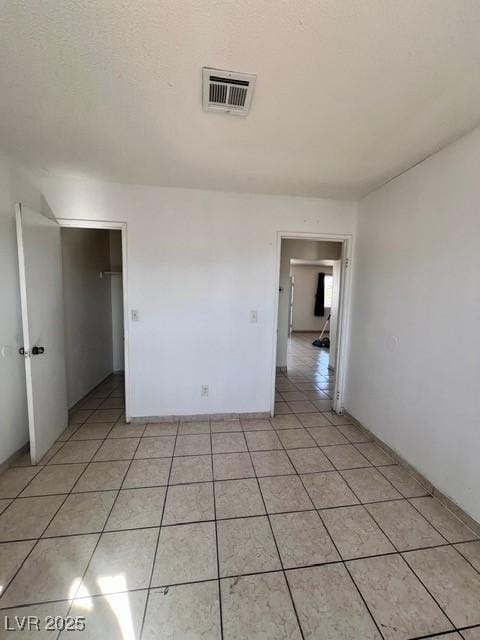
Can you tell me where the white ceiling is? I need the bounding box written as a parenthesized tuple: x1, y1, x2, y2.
(1, 1, 480, 198)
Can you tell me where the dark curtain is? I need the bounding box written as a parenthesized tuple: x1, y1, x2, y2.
(314, 272, 325, 316)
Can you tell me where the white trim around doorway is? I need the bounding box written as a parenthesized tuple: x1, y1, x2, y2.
(271, 231, 354, 416)
(56, 218, 131, 422)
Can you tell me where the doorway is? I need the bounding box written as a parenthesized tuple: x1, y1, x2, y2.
(272, 233, 352, 416)
(61, 227, 125, 417)
(15, 204, 129, 464)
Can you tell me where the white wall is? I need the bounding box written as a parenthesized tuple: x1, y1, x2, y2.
(41, 178, 356, 417)
(291, 264, 333, 331)
(277, 240, 342, 367)
(0, 153, 44, 464)
(61, 228, 114, 407)
(346, 127, 480, 522)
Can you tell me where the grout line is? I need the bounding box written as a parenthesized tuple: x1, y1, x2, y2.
(209, 418, 224, 640)
(137, 412, 180, 640)
(244, 436, 306, 639)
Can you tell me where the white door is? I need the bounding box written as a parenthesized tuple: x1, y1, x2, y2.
(16, 204, 68, 464)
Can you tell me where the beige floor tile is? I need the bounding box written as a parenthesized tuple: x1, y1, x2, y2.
(211, 432, 247, 454)
(277, 429, 316, 449)
(82, 528, 158, 596)
(410, 497, 478, 543)
(0, 467, 42, 499)
(86, 409, 122, 423)
(71, 423, 114, 440)
(136, 436, 175, 459)
(0, 540, 36, 597)
(259, 475, 313, 514)
(105, 487, 166, 530)
(212, 453, 255, 480)
(354, 442, 395, 466)
(455, 540, 480, 572)
(44, 491, 116, 537)
(215, 478, 265, 519)
(251, 450, 296, 476)
(143, 582, 220, 640)
(72, 461, 129, 492)
(274, 402, 293, 415)
(170, 455, 213, 484)
(347, 554, 453, 640)
(287, 401, 317, 413)
(321, 505, 395, 559)
(217, 516, 281, 577)
(162, 482, 214, 525)
(282, 391, 308, 401)
(403, 546, 480, 627)
(57, 424, 81, 441)
(245, 431, 282, 451)
(99, 397, 124, 409)
(287, 564, 382, 639)
(298, 412, 331, 428)
(312, 399, 333, 412)
(0, 499, 11, 515)
(37, 442, 64, 465)
(123, 458, 171, 488)
(366, 500, 446, 550)
(323, 412, 352, 426)
(270, 415, 302, 429)
(321, 444, 371, 470)
(152, 521, 217, 586)
(337, 424, 373, 443)
(65, 590, 147, 640)
(301, 471, 359, 509)
(271, 511, 339, 568)
(378, 466, 429, 498)
(174, 434, 211, 456)
(341, 467, 402, 502)
(108, 423, 146, 438)
(69, 409, 94, 424)
(177, 421, 210, 435)
(308, 426, 348, 446)
(287, 447, 333, 473)
(50, 441, 101, 464)
(211, 420, 242, 433)
(20, 464, 87, 496)
(462, 628, 480, 640)
(143, 422, 178, 436)
(241, 419, 272, 431)
(0, 534, 98, 607)
(94, 438, 140, 461)
(221, 572, 302, 640)
(0, 602, 69, 640)
(0, 495, 65, 541)
(79, 397, 104, 410)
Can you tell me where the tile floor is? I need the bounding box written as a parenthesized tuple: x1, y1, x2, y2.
(0, 334, 479, 639)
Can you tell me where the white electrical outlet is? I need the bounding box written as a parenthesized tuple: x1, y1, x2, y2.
(201, 385, 209, 397)
(250, 310, 258, 323)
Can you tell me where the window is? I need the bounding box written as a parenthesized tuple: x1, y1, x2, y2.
(324, 275, 333, 308)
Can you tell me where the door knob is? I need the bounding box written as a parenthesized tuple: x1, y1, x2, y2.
(32, 346, 45, 355)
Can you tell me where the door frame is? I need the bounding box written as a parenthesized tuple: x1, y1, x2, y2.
(56, 218, 131, 422)
(271, 231, 354, 416)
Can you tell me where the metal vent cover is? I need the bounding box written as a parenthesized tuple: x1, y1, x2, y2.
(203, 68, 256, 115)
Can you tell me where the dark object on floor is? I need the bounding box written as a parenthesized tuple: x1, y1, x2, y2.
(313, 313, 331, 349)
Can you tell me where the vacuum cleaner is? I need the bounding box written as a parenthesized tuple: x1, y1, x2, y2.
(312, 314, 330, 348)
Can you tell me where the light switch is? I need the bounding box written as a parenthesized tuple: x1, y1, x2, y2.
(131, 309, 139, 322)
(250, 310, 258, 323)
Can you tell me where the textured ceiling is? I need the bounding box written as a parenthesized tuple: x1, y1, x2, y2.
(1, 1, 480, 198)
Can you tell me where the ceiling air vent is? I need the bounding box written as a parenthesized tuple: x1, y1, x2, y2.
(202, 68, 256, 116)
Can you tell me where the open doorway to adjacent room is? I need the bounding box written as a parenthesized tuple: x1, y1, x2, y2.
(273, 234, 352, 417)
